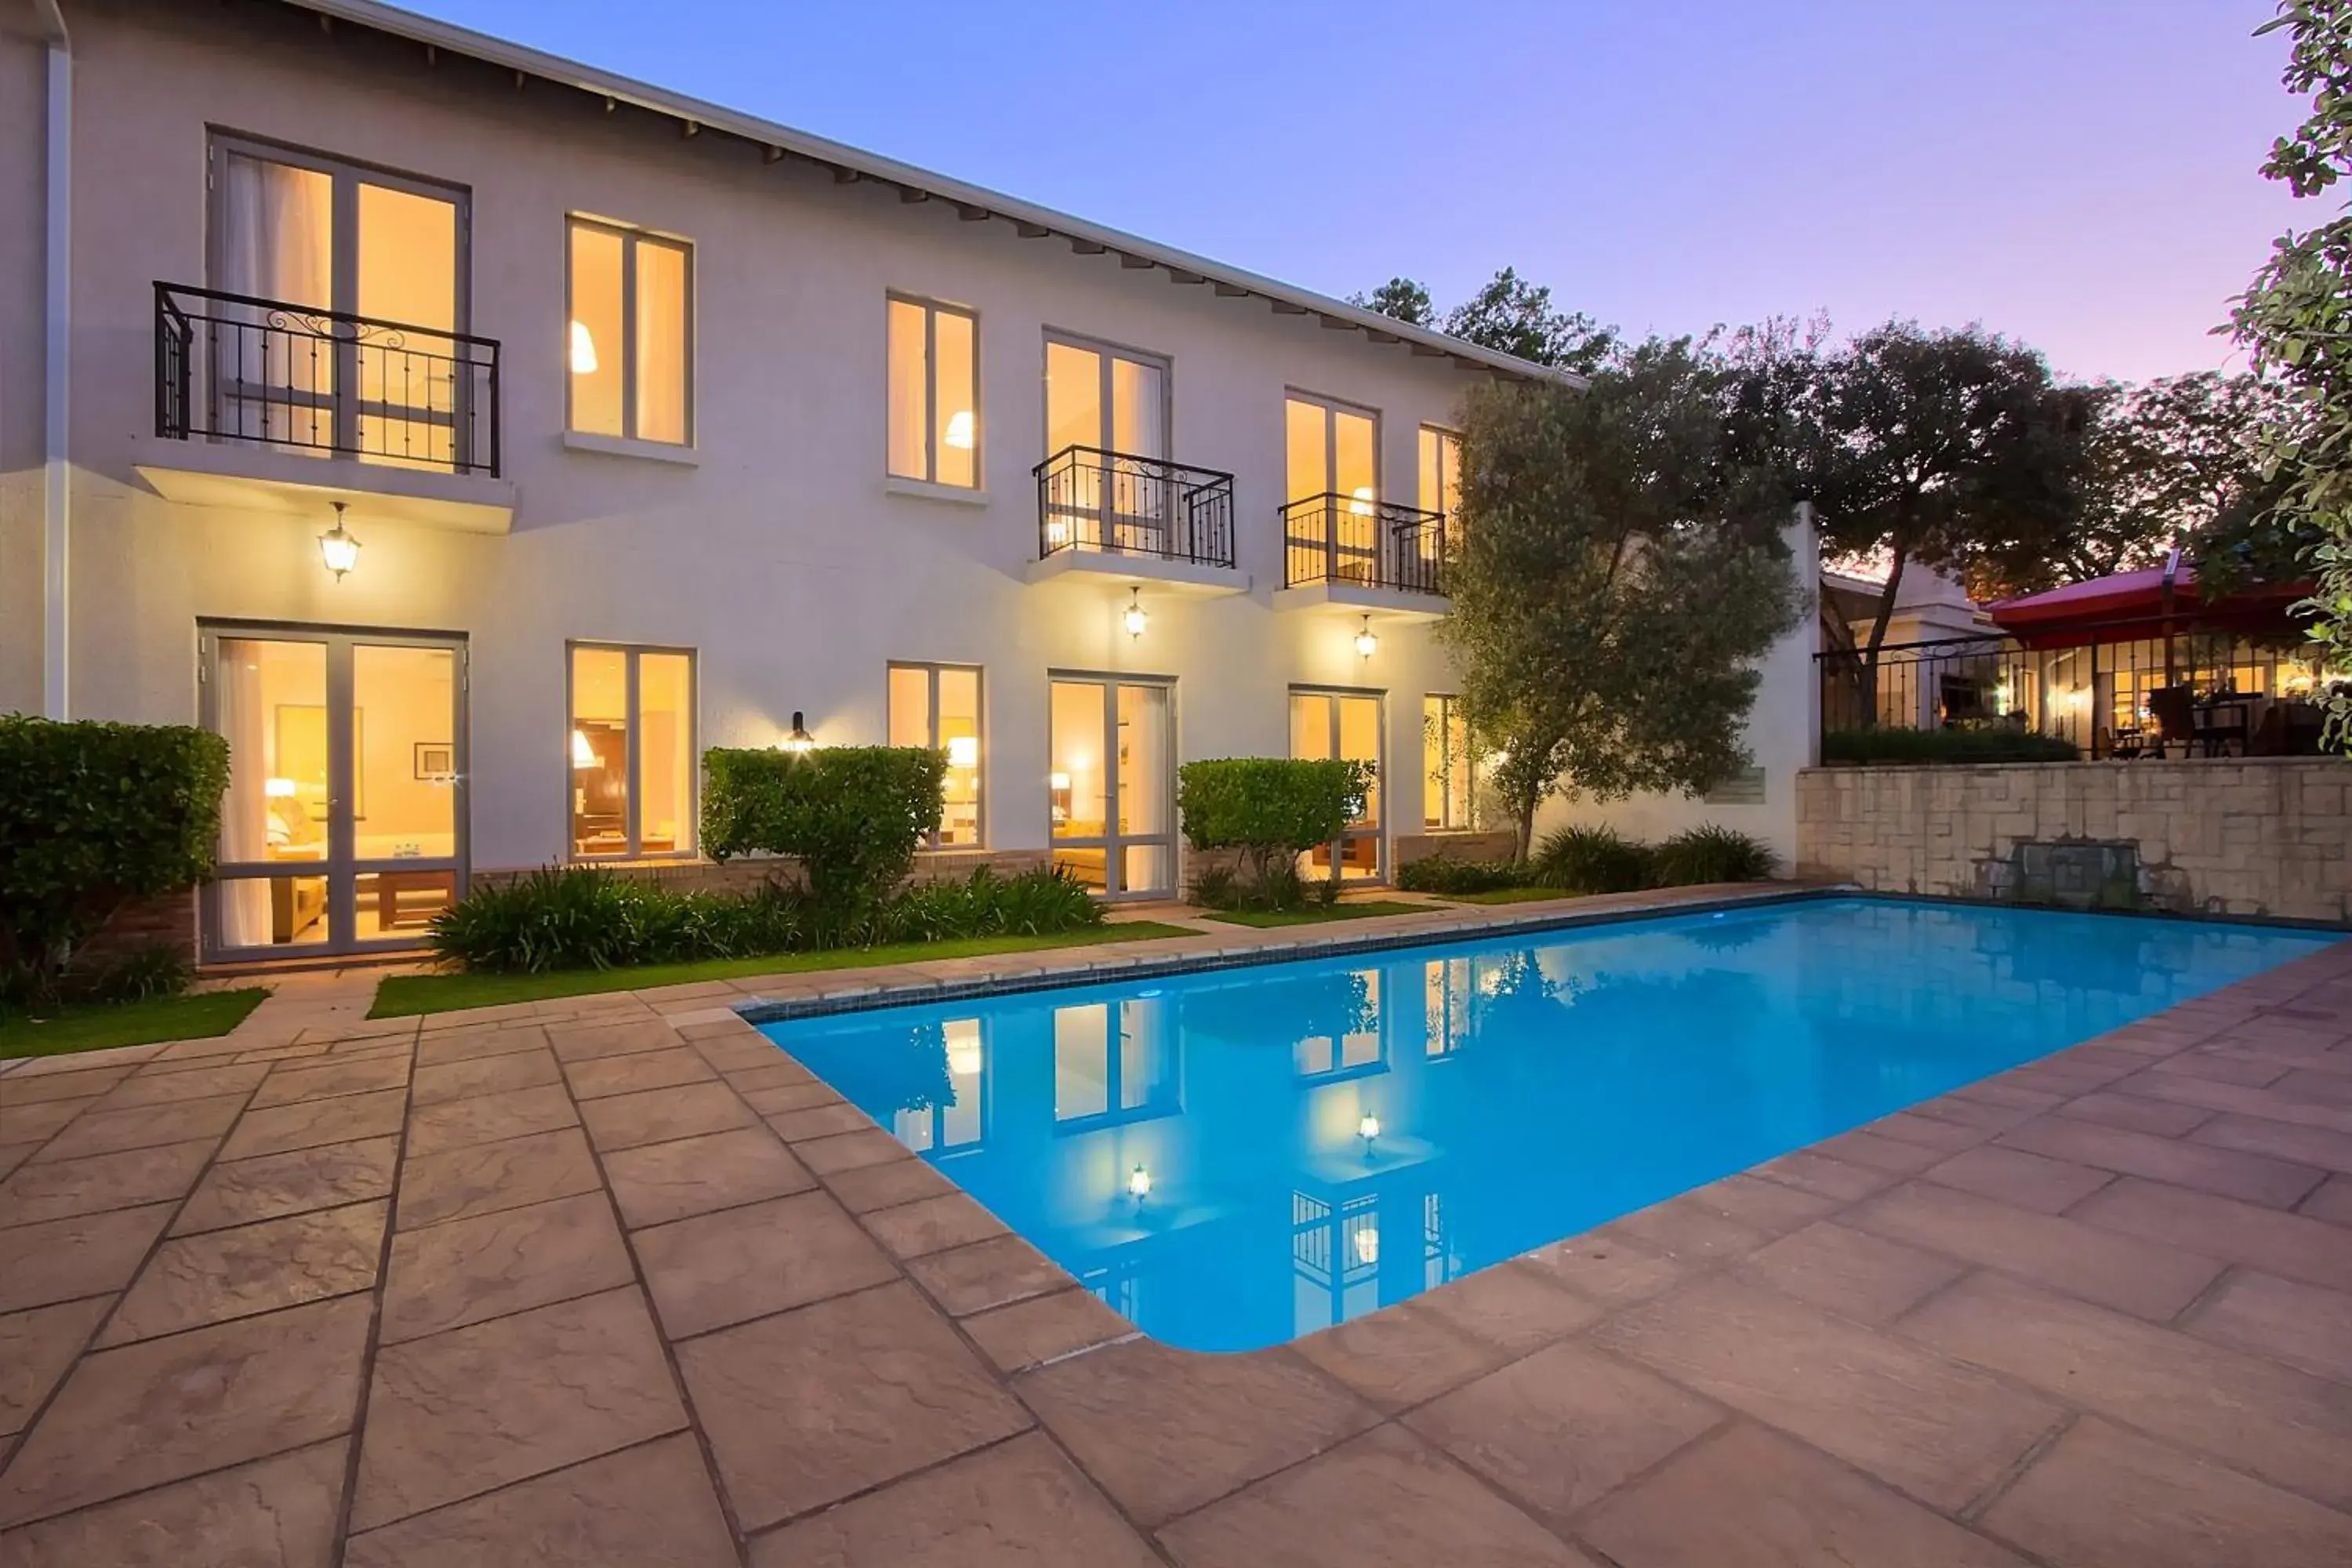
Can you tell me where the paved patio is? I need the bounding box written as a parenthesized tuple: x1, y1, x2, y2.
(2, 892, 2350, 1567)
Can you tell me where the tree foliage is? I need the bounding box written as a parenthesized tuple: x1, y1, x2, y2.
(1806, 322, 2083, 711)
(1349, 276, 1434, 328)
(2231, 0, 2352, 747)
(1356, 267, 1617, 373)
(1440, 340, 1807, 857)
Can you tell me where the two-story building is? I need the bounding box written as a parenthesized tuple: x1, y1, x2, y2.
(2, 0, 1810, 964)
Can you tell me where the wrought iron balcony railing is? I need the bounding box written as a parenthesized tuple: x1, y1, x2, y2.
(1281, 494, 1446, 595)
(1033, 445, 1236, 569)
(155, 281, 502, 477)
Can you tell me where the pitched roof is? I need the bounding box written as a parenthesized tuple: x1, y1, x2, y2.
(285, 0, 1574, 385)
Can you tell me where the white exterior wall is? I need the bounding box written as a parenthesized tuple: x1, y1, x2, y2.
(21, 0, 1813, 895)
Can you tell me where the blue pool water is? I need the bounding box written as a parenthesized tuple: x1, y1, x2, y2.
(760, 896, 2336, 1352)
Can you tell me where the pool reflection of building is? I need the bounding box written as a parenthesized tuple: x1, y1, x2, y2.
(871, 953, 1514, 1345)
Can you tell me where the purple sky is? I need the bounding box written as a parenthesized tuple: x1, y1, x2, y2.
(410, 0, 2307, 385)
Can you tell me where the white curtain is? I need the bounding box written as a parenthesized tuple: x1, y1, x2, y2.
(214, 641, 271, 949)
(218, 154, 332, 445)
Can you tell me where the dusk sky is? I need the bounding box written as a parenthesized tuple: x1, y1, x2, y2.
(411, 0, 2307, 386)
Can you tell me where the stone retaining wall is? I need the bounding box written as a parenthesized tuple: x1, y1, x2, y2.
(1796, 758, 2350, 925)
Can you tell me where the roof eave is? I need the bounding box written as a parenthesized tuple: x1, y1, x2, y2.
(285, 0, 1581, 387)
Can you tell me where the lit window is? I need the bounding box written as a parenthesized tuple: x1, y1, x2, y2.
(569, 644, 695, 858)
(887, 296, 979, 486)
(888, 662, 983, 846)
(1419, 426, 1461, 519)
(568, 217, 692, 444)
(1424, 694, 1475, 830)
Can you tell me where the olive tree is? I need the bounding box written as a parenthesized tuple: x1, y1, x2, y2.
(1439, 339, 1807, 859)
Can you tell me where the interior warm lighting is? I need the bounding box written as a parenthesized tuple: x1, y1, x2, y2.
(1049, 771, 1073, 791)
(948, 1039, 982, 1077)
(1353, 615, 1378, 660)
(1348, 485, 1375, 517)
(317, 502, 360, 580)
(1123, 587, 1148, 641)
(947, 735, 980, 769)
(782, 711, 817, 754)
(568, 319, 599, 375)
(1127, 1163, 1152, 1201)
(1354, 1225, 1381, 1265)
(944, 409, 976, 450)
(263, 777, 298, 798)
(570, 728, 597, 769)
(1358, 1112, 1381, 1143)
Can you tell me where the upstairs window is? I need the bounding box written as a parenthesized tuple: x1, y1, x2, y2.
(888, 296, 979, 487)
(1419, 426, 1461, 520)
(568, 217, 692, 445)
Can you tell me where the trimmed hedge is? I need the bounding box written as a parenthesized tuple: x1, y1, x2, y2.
(703, 746, 948, 913)
(431, 864, 1102, 974)
(1395, 855, 1526, 895)
(1177, 757, 1367, 907)
(1820, 728, 2082, 766)
(0, 716, 230, 1000)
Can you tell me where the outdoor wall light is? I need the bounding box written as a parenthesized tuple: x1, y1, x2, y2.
(1127, 1163, 1152, 1202)
(318, 502, 361, 580)
(1123, 586, 1149, 641)
(782, 712, 817, 753)
(1354, 615, 1379, 660)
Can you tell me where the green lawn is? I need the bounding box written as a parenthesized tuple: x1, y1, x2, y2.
(368, 922, 1200, 1018)
(0, 988, 271, 1060)
(1200, 900, 1432, 928)
(1437, 884, 1572, 905)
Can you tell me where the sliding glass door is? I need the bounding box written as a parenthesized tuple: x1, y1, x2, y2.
(1048, 675, 1174, 898)
(1291, 688, 1384, 882)
(202, 625, 466, 959)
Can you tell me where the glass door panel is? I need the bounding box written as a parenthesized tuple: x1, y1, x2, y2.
(350, 643, 460, 942)
(355, 181, 460, 468)
(212, 636, 332, 951)
(1291, 690, 1384, 883)
(205, 628, 466, 959)
(216, 154, 335, 450)
(1048, 676, 1173, 898)
(1284, 397, 1326, 505)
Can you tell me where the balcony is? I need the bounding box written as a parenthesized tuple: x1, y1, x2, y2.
(1025, 445, 1248, 597)
(138, 282, 513, 535)
(1274, 494, 1448, 619)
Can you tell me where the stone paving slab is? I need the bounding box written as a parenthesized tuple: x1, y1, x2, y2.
(0, 891, 2348, 1565)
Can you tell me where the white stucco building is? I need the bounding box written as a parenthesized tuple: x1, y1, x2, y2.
(2, 0, 1813, 963)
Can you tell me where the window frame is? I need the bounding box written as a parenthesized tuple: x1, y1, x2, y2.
(1422, 692, 1477, 831)
(1284, 389, 1383, 503)
(205, 131, 474, 328)
(564, 214, 697, 446)
(1040, 328, 1173, 462)
(564, 640, 699, 862)
(887, 659, 987, 849)
(1418, 424, 1461, 520)
(887, 292, 983, 488)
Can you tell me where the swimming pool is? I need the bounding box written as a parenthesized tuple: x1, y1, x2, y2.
(760, 896, 2337, 1352)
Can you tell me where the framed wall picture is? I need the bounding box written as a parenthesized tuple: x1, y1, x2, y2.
(414, 742, 456, 780)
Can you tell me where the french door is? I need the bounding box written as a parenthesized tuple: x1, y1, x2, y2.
(201, 624, 468, 960)
(1048, 675, 1175, 898)
(1285, 394, 1381, 583)
(1043, 337, 1171, 554)
(1291, 688, 1384, 882)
